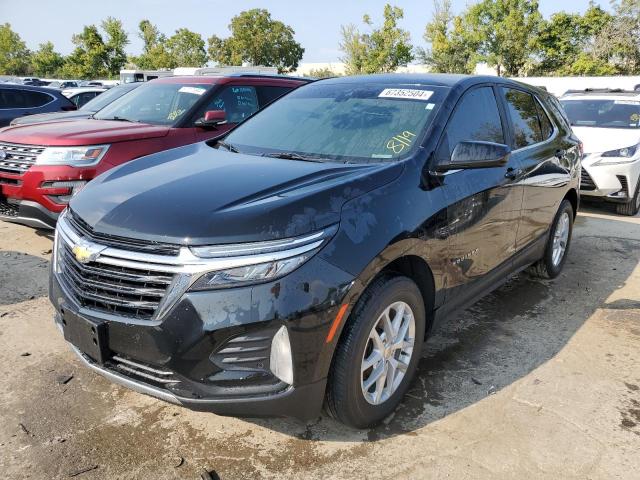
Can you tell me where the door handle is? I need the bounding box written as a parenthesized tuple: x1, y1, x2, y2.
(504, 167, 522, 179)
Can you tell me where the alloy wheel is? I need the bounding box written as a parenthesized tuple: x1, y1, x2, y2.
(361, 301, 415, 405)
(552, 211, 570, 266)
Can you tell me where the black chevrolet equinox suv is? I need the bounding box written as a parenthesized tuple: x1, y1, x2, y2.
(50, 74, 580, 428)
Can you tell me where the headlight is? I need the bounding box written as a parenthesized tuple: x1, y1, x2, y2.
(188, 226, 337, 291)
(595, 144, 639, 165)
(36, 145, 109, 166)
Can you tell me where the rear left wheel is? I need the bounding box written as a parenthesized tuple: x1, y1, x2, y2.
(326, 276, 426, 428)
(529, 199, 574, 279)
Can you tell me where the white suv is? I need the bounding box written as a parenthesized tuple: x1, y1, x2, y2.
(561, 89, 640, 216)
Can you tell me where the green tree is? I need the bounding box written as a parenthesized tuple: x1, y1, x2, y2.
(593, 0, 640, 74)
(307, 67, 339, 78)
(0, 23, 31, 75)
(208, 9, 304, 73)
(131, 20, 174, 69)
(465, 0, 543, 76)
(534, 3, 614, 75)
(419, 0, 477, 73)
(166, 28, 207, 67)
(60, 25, 108, 78)
(30, 42, 64, 77)
(102, 17, 129, 76)
(340, 4, 413, 74)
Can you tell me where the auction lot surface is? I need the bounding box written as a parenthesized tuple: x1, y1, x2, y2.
(1, 205, 639, 480)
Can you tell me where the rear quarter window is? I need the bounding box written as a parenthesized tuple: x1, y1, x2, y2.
(502, 88, 544, 149)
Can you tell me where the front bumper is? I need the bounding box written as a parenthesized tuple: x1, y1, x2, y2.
(0, 164, 97, 229)
(580, 155, 640, 203)
(49, 255, 354, 420)
(0, 197, 58, 229)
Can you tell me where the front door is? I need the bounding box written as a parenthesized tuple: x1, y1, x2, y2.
(436, 85, 523, 306)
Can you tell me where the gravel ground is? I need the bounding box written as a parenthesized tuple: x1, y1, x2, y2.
(0, 204, 638, 480)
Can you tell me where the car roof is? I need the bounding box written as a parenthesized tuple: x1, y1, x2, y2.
(561, 89, 640, 100)
(150, 75, 309, 85)
(63, 87, 107, 93)
(316, 73, 546, 92)
(0, 83, 65, 95)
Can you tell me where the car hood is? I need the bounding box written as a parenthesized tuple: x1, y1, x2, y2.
(571, 126, 640, 154)
(10, 110, 93, 126)
(70, 142, 403, 246)
(0, 119, 170, 146)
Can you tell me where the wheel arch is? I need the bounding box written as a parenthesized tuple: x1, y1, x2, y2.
(564, 188, 578, 218)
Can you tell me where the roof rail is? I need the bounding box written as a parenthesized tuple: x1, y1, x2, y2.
(563, 88, 639, 95)
(227, 72, 315, 82)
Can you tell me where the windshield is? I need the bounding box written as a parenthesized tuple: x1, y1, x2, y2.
(81, 84, 138, 112)
(560, 98, 640, 129)
(223, 82, 445, 162)
(94, 83, 211, 125)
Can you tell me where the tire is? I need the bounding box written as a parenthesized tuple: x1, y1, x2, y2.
(325, 275, 426, 428)
(529, 199, 574, 279)
(616, 176, 640, 216)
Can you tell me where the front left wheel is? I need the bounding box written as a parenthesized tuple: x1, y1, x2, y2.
(325, 276, 426, 428)
(616, 175, 640, 216)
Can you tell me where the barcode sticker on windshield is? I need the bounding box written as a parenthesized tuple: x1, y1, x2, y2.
(614, 100, 640, 105)
(179, 86, 206, 96)
(379, 89, 433, 101)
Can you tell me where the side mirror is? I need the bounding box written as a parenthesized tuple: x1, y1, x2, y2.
(438, 141, 511, 171)
(195, 110, 227, 129)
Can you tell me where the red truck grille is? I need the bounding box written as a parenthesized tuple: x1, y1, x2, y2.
(0, 142, 45, 175)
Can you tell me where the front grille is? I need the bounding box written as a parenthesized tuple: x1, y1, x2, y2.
(617, 175, 629, 196)
(580, 168, 596, 191)
(0, 198, 19, 217)
(0, 142, 45, 175)
(68, 210, 181, 256)
(59, 242, 175, 320)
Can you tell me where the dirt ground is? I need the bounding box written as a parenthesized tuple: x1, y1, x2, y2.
(0, 204, 638, 480)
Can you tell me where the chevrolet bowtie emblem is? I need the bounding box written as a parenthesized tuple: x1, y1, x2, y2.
(72, 241, 105, 264)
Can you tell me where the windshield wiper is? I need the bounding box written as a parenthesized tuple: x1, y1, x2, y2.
(262, 152, 323, 162)
(104, 116, 138, 123)
(216, 140, 239, 153)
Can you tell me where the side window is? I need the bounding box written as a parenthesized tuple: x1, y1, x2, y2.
(23, 91, 52, 108)
(0, 89, 28, 108)
(439, 86, 505, 159)
(256, 86, 293, 107)
(203, 85, 259, 124)
(502, 88, 543, 149)
(535, 98, 553, 140)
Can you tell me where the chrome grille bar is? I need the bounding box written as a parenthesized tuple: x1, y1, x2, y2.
(0, 142, 45, 174)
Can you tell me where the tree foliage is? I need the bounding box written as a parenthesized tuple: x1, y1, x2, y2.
(307, 67, 339, 78)
(0, 23, 31, 75)
(130, 20, 173, 69)
(465, 0, 543, 76)
(60, 25, 108, 78)
(166, 28, 207, 67)
(207, 9, 304, 73)
(340, 4, 413, 74)
(30, 42, 64, 76)
(419, 0, 477, 74)
(102, 17, 129, 76)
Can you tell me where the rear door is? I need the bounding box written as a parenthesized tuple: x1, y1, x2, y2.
(499, 87, 574, 250)
(437, 85, 523, 306)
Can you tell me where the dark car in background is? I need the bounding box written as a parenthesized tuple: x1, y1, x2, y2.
(0, 74, 309, 228)
(10, 82, 141, 126)
(0, 84, 76, 127)
(50, 74, 580, 427)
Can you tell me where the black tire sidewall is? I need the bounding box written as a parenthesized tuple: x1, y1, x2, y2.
(543, 200, 574, 278)
(334, 276, 426, 428)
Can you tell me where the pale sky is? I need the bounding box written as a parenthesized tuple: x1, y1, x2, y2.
(0, 0, 612, 63)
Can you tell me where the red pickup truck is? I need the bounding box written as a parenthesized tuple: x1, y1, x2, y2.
(0, 74, 308, 228)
